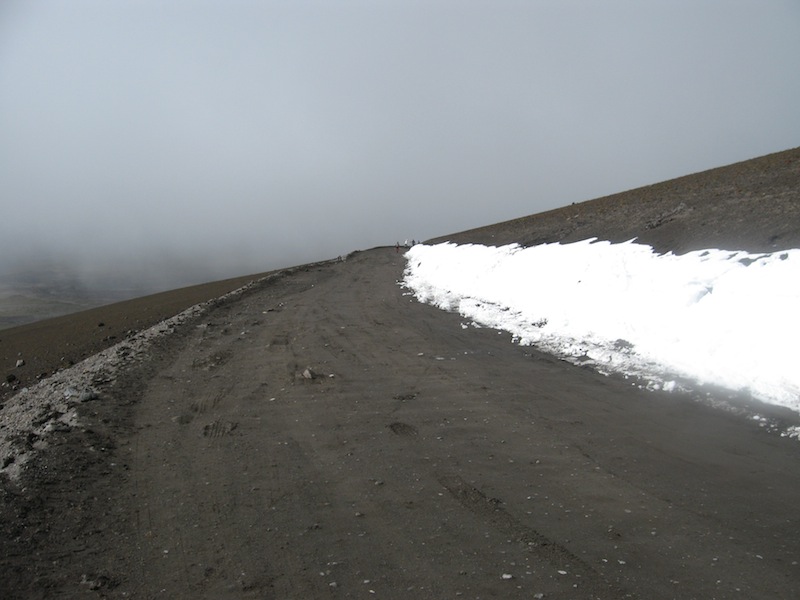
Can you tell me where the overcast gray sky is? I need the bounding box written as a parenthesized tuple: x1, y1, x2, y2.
(1, 1, 799, 290)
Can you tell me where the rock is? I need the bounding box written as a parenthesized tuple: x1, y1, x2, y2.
(45, 421, 71, 433)
(6, 373, 17, 384)
(15, 359, 25, 368)
(79, 388, 99, 402)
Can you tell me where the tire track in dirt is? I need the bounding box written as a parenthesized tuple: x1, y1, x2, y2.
(4, 247, 800, 599)
(436, 473, 628, 598)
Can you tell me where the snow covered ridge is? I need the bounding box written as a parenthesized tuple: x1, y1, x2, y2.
(402, 240, 800, 416)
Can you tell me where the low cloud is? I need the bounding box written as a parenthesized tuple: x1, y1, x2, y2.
(1, 1, 798, 294)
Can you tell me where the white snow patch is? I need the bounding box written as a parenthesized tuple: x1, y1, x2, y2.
(403, 240, 800, 415)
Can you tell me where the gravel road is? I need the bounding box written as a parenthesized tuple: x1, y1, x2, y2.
(2, 246, 799, 599)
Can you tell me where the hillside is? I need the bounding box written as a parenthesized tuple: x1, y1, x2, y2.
(431, 146, 800, 254)
(1, 147, 799, 599)
(4, 147, 798, 402)
(0, 270, 283, 400)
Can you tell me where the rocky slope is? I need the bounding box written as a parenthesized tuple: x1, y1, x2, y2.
(432, 146, 800, 254)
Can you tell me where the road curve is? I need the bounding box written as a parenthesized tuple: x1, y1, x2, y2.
(2, 247, 799, 599)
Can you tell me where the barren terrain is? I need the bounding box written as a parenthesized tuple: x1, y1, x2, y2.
(1, 147, 799, 599)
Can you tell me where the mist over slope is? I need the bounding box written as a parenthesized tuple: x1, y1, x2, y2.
(0, 237, 337, 329)
(0, 260, 151, 330)
(2, 146, 798, 330)
(430, 147, 800, 254)
(0, 263, 150, 330)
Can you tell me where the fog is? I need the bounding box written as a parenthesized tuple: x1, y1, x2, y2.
(1, 1, 799, 294)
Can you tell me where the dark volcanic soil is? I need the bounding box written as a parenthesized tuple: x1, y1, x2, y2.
(0, 272, 280, 402)
(1, 148, 799, 599)
(432, 147, 800, 254)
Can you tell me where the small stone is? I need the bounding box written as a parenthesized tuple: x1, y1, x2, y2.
(45, 421, 71, 433)
(501, 573, 514, 580)
(79, 389, 98, 402)
(15, 359, 25, 368)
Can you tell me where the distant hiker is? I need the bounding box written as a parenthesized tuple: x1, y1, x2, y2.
(395, 242, 400, 253)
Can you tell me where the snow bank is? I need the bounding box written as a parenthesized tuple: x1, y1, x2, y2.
(403, 240, 800, 414)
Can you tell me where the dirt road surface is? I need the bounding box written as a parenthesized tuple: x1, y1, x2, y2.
(2, 246, 799, 599)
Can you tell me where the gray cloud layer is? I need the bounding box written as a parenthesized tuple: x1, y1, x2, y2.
(2, 1, 799, 291)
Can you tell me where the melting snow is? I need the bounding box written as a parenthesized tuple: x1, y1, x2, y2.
(403, 240, 800, 414)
